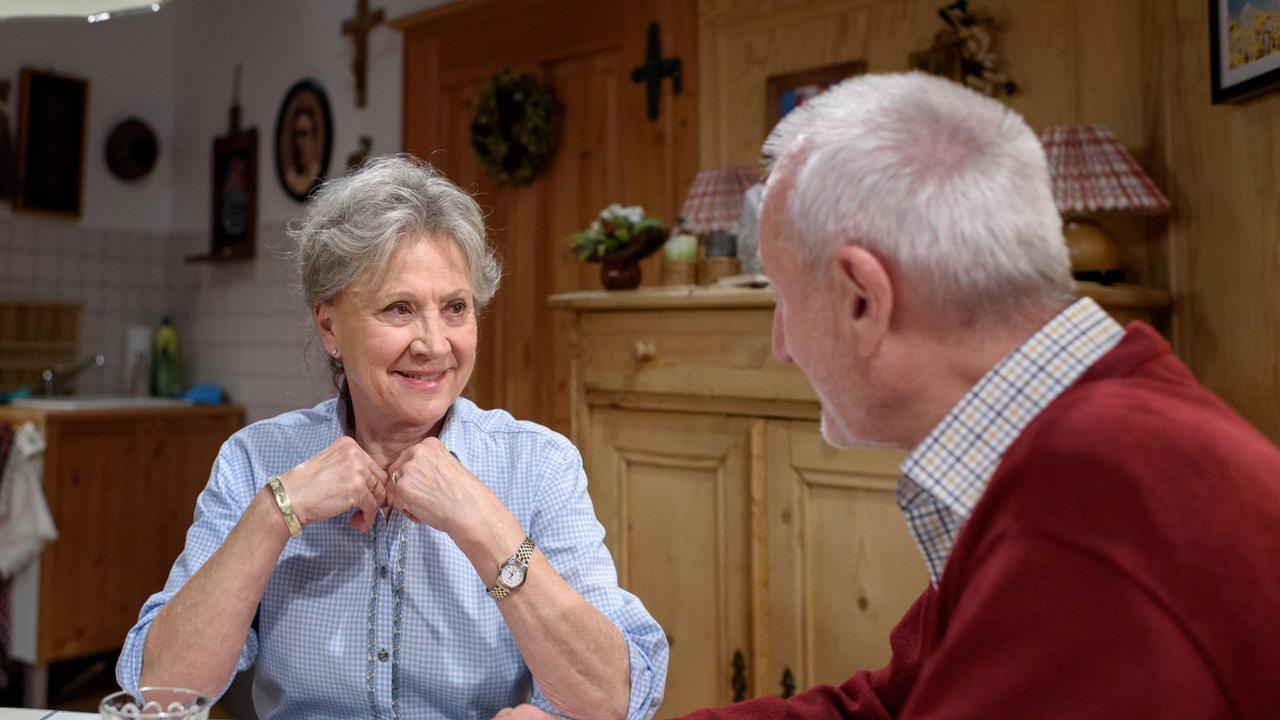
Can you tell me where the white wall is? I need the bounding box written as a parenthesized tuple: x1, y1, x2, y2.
(170, 0, 442, 232)
(167, 0, 450, 422)
(0, 0, 453, 420)
(0, 7, 178, 232)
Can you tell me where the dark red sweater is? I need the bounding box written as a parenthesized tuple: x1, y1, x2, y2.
(679, 324, 1280, 719)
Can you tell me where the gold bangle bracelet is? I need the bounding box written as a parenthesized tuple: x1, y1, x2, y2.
(266, 475, 302, 539)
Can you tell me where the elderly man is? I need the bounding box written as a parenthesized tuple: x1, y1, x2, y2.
(675, 72, 1280, 718)
(499, 72, 1280, 720)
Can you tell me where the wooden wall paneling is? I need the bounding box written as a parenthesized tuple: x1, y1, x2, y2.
(397, 0, 699, 433)
(547, 53, 625, 433)
(696, 0, 1277, 438)
(401, 34, 438, 161)
(493, 169, 547, 425)
(440, 80, 509, 413)
(698, 0, 1083, 168)
(619, 0, 701, 288)
(1160, 0, 1280, 441)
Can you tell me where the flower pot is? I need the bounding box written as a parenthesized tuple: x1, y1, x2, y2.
(600, 257, 642, 290)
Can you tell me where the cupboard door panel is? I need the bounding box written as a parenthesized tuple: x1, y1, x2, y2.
(587, 408, 754, 715)
(21, 407, 242, 663)
(766, 421, 928, 691)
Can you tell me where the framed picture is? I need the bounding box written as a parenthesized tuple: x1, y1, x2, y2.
(206, 112, 258, 260)
(1210, 0, 1280, 103)
(274, 79, 332, 202)
(765, 60, 867, 130)
(14, 67, 88, 217)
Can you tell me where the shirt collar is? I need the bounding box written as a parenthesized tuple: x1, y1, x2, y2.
(332, 391, 467, 457)
(898, 297, 1126, 582)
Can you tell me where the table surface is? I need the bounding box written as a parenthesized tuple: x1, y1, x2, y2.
(0, 710, 96, 719)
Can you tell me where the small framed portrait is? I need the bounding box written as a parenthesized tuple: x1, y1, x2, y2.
(14, 67, 89, 217)
(765, 60, 867, 131)
(209, 120, 258, 260)
(1210, 0, 1280, 103)
(274, 79, 333, 202)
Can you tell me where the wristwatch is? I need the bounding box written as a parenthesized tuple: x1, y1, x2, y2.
(487, 536, 535, 601)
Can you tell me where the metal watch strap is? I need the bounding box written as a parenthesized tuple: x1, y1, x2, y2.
(486, 536, 535, 601)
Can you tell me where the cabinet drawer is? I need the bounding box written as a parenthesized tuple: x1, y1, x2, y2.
(579, 308, 817, 402)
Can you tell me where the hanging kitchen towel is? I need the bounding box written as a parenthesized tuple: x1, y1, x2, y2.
(0, 424, 11, 688)
(0, 422, 58, 578)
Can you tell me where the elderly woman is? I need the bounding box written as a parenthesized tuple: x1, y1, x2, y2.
(116, 155, 668, 719)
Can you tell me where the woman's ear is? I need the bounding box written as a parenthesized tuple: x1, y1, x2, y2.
(829, 245, 894, 358)
(314, 303, 338, 349)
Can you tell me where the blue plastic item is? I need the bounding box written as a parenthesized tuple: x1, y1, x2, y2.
(180, 384, 225, 405)
(0, 387, 33, 405)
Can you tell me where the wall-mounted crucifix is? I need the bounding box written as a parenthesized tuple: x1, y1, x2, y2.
(630, 22, 682, 121)
(342, 0, 385, 108)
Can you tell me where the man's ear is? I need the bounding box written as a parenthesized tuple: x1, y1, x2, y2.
(829, 245, 893, 358)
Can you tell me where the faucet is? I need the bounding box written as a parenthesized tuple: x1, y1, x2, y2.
(42, 353, 106, 396)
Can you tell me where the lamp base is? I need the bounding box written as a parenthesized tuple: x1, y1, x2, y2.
(1063, 217, 1122, 282)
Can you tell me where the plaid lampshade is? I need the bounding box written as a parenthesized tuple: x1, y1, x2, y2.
(679, 167, 761, 234)
(1037, 125, 1171, 214)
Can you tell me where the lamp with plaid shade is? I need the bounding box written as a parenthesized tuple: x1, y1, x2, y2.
(1037, 124, 1171, 283)
(679, 166, 761, 235)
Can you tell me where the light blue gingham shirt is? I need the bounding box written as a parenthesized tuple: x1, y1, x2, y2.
(897, 297, 1126, 586)
(117, 396, 669, 719)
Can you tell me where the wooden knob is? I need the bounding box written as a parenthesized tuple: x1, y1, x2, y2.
(631, 340, 656, 361)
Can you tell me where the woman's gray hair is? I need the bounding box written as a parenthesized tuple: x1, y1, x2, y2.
(290, 154, 502, 310)
(762, 72, 1075, 322)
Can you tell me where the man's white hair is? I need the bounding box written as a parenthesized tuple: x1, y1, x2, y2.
(762, 72, 1074, 320)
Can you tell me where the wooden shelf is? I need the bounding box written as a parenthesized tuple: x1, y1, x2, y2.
(552, 281, 1173, 318)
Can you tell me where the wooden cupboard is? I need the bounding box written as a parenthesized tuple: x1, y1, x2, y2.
(0, 404, 242, 706)
(551, 287, 929, 715)
(551, 283, 1168, 714)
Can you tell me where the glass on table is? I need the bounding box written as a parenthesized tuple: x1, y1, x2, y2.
(99, 687, 210, 719)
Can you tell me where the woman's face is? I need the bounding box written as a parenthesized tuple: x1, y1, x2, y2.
(316, 235, 477, 434)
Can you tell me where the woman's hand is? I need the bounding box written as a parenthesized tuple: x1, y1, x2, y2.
(385, 437, 502, 539)
(492, 705, 557, 720)
(279, 436, 388, 532)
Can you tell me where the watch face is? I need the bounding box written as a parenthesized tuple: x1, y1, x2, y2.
(499, 562, 526, 588)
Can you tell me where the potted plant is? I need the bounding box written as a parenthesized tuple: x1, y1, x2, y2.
(569, 203, 669, 290)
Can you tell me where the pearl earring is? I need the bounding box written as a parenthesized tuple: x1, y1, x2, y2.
(331, 348, 340, 358)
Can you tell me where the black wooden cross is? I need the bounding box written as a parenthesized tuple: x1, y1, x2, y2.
(630, 22, 682, 121)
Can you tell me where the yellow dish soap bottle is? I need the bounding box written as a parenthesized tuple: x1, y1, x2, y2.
(152, 317, 181, 397)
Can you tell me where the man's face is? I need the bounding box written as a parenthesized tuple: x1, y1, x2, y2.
(760, 189, 874, 448)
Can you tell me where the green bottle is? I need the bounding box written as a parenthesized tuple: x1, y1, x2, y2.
(152, 317, 181, 397)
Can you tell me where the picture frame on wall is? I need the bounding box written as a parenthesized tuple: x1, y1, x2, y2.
(14, 67, 88, 217)
(205, 112, 257, 261)
(274, 79, 333, 202)
(765, 60, 867, 131)
(1209, 0, 1280, 103)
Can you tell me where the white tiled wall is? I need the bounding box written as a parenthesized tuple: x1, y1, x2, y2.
(0, 214, 175, 397)
(0, 215, 331, 422)
(169, 222, 332, 423)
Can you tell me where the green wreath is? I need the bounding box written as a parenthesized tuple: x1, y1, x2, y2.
(470, 69, 562, 187)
